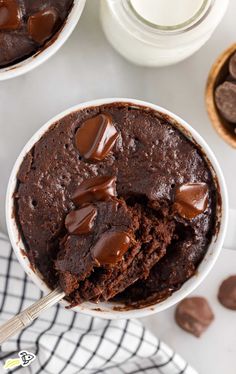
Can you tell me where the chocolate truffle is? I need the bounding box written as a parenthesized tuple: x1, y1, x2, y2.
(15, 103, 217, 307)
(229, 52, 236, 80)
(175, 297, 214, 337)
(215, 81, 236, 123)
(218, 276, 236, 310)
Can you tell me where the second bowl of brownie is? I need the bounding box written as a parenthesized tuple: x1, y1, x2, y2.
(0, 0, 86, 80)
(6, 98, 228, 319)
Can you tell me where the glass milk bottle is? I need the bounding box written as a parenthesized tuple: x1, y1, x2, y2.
(100, 0, 229, 66)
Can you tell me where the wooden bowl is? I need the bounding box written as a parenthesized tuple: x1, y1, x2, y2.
(206, 43, 236, 148)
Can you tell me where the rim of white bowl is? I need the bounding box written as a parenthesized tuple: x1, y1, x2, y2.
(6, 98, 228, 319)
(0, 0, 86, 81)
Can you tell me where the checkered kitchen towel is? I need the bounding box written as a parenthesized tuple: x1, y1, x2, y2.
(0, 233, 197, 374)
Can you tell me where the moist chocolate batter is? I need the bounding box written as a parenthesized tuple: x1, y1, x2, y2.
(15, 103, 217, 307)
(0, 0, 73, 68)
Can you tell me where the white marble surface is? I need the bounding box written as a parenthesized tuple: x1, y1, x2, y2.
(142, 248, 236, 374)
(0, 0, 236, 373)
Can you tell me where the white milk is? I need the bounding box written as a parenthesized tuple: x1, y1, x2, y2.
(130, 0, 205, 27)
(100, 0, 229, 67)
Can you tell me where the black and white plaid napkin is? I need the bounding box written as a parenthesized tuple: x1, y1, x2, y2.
(0, 233, 197, 374)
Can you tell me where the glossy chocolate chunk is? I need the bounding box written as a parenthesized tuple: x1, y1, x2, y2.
(27, 8, 59, 44)
(218, 276, 236, 310)
(91, 231, 131, 266)
(175, 297, 214, 337)
(215, 81, 236, 123)
(174, 183, 208, 219)
(65, 205, 97, 235)
(72, 176, 117, 206)
(229, 52, 236, 80)
(0, 0, 21, 30)
(75, 114, 119, 161)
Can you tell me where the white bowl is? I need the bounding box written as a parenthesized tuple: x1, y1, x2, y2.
(0, 0, 86, 81)
(6, 98, 228, 319)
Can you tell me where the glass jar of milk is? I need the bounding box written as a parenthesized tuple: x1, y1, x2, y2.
(100, 0, 229, 66)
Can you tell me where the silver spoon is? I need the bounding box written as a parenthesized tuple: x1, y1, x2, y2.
(0, 287, 65, 345)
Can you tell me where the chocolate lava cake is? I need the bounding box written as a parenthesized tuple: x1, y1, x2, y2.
(15, 102, 217, 307)
(0, 0, 73, 68)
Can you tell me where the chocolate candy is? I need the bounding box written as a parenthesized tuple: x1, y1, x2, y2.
(0, 0, 21, 30)
(218, 276, 236, 310)
(75, 114, 119, 161)
(175, 297, 214, 337)
(215, 81, 236, 123)
(72, 176, 116, 206)
(229, 52, 236, 80)
(91, 231, 131, 265)
(28, 8, 59, 44)
(174, 183, 209, 219)
(65, 205, 97, 235)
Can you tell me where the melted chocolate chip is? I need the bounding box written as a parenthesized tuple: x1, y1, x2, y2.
(65, 205, 97, 235)
(174, 183, 209, 219)
(215, 81, 236, 123)
(27, 8, 59, 44)
(91, 231, 131, 266)
(72, 176, 117, 206)
(229, 52, 236, 80)
(75, 114, 119, 161)
(0, 0, 21, 30)
(218, 276, 236, 310)
(175, 297, 214, 337)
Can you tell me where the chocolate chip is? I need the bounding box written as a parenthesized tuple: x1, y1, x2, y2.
(91, 231, 131, 265)
(218, 276, 236, 310)
(173, 183, 209, 219)
(229, 52, 236, 80)
(215, 81, 236, 123)
(65, 205, 97, 235)
(0, 0, 21, 30)
(72, 176, 117, 206)
(175, 297, 214, 337)
(75, 114, 119, 161)
(27, 8, 59, 44)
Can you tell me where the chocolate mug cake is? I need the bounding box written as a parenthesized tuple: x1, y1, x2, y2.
(0, 0, 73, 68)
(15, 102, 217, 308)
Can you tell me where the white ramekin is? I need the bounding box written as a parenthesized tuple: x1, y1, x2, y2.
(0, 0, 86, 81)
(6, 98, 228, 319)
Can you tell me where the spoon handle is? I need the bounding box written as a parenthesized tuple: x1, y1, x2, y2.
(0, 287, 65, 345)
